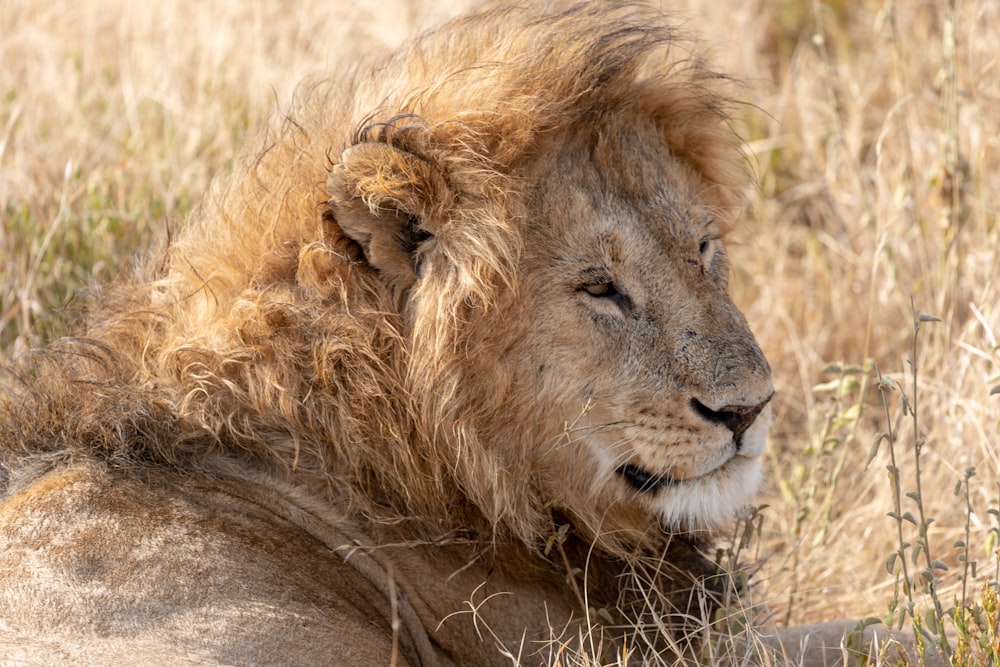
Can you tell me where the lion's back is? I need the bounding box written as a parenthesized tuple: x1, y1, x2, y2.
(0, 465, 407, 666)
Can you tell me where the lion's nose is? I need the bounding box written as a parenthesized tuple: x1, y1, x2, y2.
(691, 394, 773, 447)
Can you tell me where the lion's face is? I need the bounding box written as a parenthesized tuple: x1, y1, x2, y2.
(508, 125, 773, 533)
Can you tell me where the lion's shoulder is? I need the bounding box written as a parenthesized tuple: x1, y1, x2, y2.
(0, 464, 587, 666)
(0, 465, 410, 665)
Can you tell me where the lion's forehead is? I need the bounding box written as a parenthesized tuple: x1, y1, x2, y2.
(530, 142, 726, 262)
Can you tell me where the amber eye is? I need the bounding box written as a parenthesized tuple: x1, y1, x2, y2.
(699, 235, 720, 258)
(583, 282, 617, 298)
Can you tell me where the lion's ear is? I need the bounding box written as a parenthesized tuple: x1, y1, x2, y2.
(328, 142, 447, 294)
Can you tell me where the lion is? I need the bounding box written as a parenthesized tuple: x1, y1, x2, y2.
(0, 3, 937, 665)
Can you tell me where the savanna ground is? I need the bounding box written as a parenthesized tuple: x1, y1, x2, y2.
(1, 1, 998, 664)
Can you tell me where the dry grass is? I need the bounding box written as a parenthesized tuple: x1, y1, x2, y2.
(2, 0, 998, 664)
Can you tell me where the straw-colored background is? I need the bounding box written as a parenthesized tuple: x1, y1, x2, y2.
(2, 0, 998, 651)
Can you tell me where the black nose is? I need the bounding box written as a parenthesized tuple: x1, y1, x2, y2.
(691, 395, 772, 445)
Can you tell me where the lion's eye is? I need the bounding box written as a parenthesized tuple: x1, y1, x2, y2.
(582, 282, 617, 298)
(699, 235, 719, 257)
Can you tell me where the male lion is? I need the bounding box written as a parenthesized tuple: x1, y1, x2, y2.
(0, 3, 931, 666)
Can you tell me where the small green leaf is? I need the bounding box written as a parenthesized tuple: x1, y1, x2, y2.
(990, 385, 1000, 396)
(886, 552, 899, 575)
(918, 313, 942, 323)
(832, 404, 861, 429)
(812, 379, 844, 393)
(866, 433, 888, 469)
(846, 617, 883, 653)
(923, 609, 940, 634)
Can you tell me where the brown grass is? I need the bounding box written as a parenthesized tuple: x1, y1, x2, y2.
(2, 0, 998, 662)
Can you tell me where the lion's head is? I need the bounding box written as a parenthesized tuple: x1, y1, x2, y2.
(2, 3, 772, 556)
(323, 3, 773, 547)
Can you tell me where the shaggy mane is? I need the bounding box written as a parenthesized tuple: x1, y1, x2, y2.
(0, 2, 749, 550)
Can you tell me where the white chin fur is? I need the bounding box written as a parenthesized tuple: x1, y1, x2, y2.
(585, 406, 772, 532)
(652, 456, 765, 531)
(651, 406, 771, 531)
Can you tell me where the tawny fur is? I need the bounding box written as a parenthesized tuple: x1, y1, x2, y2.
(0, 3, 939, 666)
